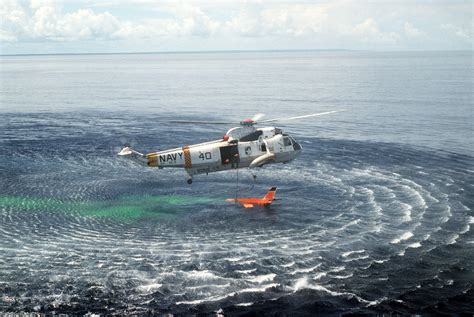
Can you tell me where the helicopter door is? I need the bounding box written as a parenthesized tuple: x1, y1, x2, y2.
(220, 145, 239, 165)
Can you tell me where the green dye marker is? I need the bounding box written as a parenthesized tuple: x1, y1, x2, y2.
(0, 194, 219, 220)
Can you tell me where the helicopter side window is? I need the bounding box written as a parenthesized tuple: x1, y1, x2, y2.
(283, 137, 292, 147)
(240, 130, 263, 142)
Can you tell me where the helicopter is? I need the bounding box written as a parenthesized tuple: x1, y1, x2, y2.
(118, 110, 344, 184)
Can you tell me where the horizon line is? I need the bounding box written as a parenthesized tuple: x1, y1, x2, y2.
(1, 48, 471, 57)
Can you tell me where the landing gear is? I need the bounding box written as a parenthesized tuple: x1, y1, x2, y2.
(185, 170, 193, 184)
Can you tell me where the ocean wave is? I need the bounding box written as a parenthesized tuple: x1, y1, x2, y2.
(391, 232, 414, 244)
(247, 273, 276, 283)
(407, 242, 421, 248)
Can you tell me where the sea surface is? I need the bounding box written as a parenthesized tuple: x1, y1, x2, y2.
(0, 50, 473, 315)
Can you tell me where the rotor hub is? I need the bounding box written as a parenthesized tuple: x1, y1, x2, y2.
(239, 119, 255, 126)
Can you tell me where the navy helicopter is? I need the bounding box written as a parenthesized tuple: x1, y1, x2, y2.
(118, 110, 343, 184)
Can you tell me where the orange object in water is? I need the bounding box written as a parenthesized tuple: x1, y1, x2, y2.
(226, 187, 277, 208)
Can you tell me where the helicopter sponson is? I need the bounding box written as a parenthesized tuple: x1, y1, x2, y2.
(118, 110, 343, 184)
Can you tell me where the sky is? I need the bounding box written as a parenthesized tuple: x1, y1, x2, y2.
(0, 0, 472, 54)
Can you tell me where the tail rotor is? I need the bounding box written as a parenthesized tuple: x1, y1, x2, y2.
(110, 136, 141, 156)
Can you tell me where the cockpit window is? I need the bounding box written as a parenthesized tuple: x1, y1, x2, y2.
(291, 137, 302, 150)
(283, 137, 292, 146)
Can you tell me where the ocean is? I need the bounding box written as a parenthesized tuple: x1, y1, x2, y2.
(0, 50, 473, 315)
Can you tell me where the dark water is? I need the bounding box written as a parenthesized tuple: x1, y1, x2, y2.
(0, 51, 473, 315)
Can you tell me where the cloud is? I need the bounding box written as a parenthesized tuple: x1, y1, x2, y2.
(110, 3, 220, 39)
(260, 5, 328, 36)
(440, 23, 471, 39)
(1, 0, 122, 41)
(0, 0, 28, 42)
(348, 18, 399, 44)
(0, 1, 394, 44)
(0, 0, 472, 52)
(167, 3, 220, 36)
(0, 0, 220, 42)
(0, 29, 17, 42)
(32, 8, 121, 41)
(404, 22, 425, 38)
(225, 12, 261, 37)
(226, 5, 330, 37)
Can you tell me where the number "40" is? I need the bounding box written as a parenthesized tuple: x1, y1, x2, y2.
(199, 152, 212, 160)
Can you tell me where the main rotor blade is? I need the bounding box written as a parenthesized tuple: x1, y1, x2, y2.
(258, 110, 345, 123)
(169, 120, 234, 125)
(251, 113, 265, 122)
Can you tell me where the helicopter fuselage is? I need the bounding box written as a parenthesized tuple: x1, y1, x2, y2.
(119, 126, 302, 183)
